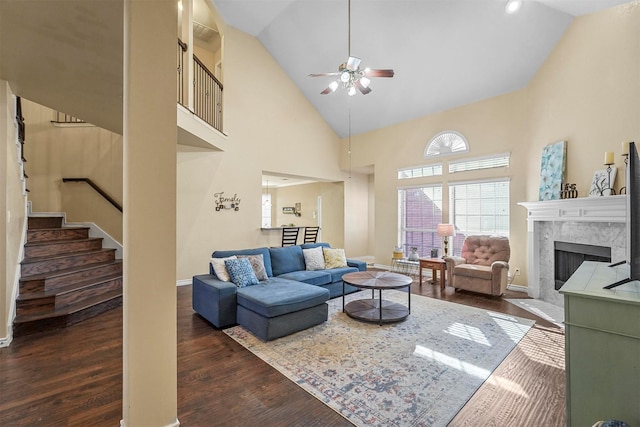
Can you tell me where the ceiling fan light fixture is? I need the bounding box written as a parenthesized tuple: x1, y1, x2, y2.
(359, 76, 371, 88)
(348, 86, 357, 96)
(505, 0, 522, 14)
(340, 71, 351, 83)
(328, 81, 339, 92)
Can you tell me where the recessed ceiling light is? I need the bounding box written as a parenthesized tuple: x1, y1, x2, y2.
(505, 0, 522, 14)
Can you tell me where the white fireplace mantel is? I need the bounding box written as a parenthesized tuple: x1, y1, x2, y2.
(519, 195, 626, 228)
(518, 195, 627, 303)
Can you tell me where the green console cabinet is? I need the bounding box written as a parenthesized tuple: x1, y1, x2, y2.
(560, 261, 640, 427)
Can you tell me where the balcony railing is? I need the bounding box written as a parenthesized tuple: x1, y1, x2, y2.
(177, 38, 223, 133)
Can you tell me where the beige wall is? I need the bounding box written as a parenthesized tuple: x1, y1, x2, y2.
(527, 2, 640, 200)
(271, 182, 344, 248)
(1, 81, 28, 344)
(176, 25, 364, 281)
(22, 100, 123, 242)
(345, 2, 640, 287)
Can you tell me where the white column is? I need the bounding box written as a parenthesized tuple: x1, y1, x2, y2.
(122, 1, 178, 426)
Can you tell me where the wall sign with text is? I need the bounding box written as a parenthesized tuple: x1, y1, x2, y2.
(214, 192, 240, 211)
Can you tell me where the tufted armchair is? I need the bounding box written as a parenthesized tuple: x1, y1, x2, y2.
(443, 235, 511, 296)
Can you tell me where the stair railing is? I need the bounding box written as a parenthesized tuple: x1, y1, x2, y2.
(62, 178, 123, 212)
(177, 38, 223, 133)
(177, 38, 187, 107)
(193, 55, 223, 132)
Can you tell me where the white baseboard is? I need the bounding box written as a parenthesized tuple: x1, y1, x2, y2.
(121, 417, 180, 427)
(176, 279, 192, 287)
(2, 208, 28, 347)
(507, 284, 528, 293)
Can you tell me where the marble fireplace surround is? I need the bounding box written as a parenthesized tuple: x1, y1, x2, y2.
(519, 196, 626, 307)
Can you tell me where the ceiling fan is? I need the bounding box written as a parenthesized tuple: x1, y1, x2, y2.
(308, 0, 394, 96)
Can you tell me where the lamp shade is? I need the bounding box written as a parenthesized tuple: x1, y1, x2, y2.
(437, 223, 454, 237)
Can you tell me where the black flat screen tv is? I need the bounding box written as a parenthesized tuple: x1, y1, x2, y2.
(606, 141, 639, 289)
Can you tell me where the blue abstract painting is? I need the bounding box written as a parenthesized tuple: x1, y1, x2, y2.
(539, 140, 567, 201)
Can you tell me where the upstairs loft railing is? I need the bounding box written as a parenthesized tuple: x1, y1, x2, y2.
(62, 177, 123, 213)
(15, 97, 29, 193)
(177, 38, 223, 133)
(52, 111, 86, 124)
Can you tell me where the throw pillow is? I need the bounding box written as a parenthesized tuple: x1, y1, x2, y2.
(238, 254, 268, 281)
(210, 255, 237, 281)
(225, 258, 260, 288)
(323, 247, 348, 269)
(303, 246, 326, 271)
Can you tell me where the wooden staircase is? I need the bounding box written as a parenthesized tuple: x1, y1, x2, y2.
(13, 216, 123, 337)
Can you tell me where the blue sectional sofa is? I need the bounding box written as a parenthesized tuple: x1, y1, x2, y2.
(192, 243, 366, 341)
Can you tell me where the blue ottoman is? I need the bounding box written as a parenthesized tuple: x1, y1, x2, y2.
(236, 279, 329, 341)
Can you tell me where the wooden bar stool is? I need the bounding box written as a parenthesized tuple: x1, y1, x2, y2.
(303, 227, 320, 244)
(281, 227, 299, 246)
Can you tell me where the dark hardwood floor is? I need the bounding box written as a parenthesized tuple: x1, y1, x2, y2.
(0, 275, 566, 426)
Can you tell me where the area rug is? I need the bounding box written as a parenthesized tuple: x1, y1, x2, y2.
(506, 298, 565, 329)
(224, 290, 534, 427)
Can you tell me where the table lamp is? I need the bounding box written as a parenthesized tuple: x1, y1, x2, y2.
(437, 223, 455, 257)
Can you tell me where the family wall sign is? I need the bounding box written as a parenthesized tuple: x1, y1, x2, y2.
(214, 192, 240, 212)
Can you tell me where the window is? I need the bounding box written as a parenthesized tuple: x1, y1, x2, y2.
(448, 179, 510, 256)
(424, 131, 469, 158)
(398, 185, 443, 258)
(449, 153, 510, 173)
(398, 164, 443, 180)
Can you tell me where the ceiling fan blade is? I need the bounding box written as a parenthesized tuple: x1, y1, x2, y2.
(346, 56, 361, 71)
(320, 85, 335, 95)
(308, 72, 340, 77)
(364, 69, 395, 78)
(354, 80, 372, 95)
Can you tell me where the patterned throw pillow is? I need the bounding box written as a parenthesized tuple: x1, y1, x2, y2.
(323, 247, 348, 269)
(303, 246, 326, 271)
(238, 254, 268, 281)
(225, 257, 260, 288)
(210, 256, 237, 281)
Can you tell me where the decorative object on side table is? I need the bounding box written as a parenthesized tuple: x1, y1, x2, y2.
(437, 223, 454, 257)
(538, 140, 567, 201)
(408, 247, 419, 261)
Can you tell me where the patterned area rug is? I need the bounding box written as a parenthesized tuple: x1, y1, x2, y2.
(224, 290, 534, 427)
(506, 298, 565, 329)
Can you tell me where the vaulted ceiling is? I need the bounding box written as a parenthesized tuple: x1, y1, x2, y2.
(213, 0, 633, 137)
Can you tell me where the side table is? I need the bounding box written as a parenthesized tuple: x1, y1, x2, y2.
(418, 258, 446, 290)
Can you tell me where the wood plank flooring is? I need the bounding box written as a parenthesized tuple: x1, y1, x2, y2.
(0, 276, 566, 426)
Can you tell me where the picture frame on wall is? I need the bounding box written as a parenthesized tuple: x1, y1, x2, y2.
(538, 140, 567, 201)
(589, 168, 617, 196)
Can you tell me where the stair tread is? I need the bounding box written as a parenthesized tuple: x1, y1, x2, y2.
(25, 237, 103, 247)
(17, 273, 122, 300)
(21, 248, 116, 264)
(28, 225, 89, 230)
(13, 290, 122, 323)
(20, 259, 122, 282)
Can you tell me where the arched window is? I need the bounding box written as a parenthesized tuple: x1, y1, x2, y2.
(424, 131, 469, 158)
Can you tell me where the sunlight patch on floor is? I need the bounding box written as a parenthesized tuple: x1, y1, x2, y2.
(414, 344, 490, 379)
(488, 312, 534, 343)
(444, 322, 491, 346)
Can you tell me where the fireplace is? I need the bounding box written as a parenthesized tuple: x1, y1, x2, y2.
(519, 196, 626, 307)
(554, 241, 611, 290)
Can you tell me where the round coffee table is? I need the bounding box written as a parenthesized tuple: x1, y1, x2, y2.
(342, 271, 413, 325)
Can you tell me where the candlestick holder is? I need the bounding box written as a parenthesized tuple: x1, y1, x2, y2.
(620, 154, 629, 194)
(602, 163, 616, 196)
